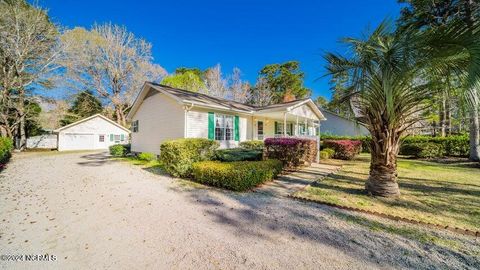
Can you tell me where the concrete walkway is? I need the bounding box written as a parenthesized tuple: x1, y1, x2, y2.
(254, 162, 341, 197)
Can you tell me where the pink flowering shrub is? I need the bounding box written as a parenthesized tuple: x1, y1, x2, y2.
(323, 140, 362, 160)
(264, 138, 317, 169)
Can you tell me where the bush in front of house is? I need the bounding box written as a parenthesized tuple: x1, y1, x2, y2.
(323, 140, 362, 160)
(160, 138, 219, 177)
(191, 159, 283, 191)
(321, 134, 371, 153)
(400, 142, 446, 158)
(239, 140, 264, 150)
(138, 152, 156, 161)
(0, 137, 14, 166)
(319, 148, 335, 159)
(264, 137, 317, 169)
(214, 148, 262, 162)
(109, 144, 130, 157)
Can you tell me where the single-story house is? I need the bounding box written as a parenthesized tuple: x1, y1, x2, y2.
(126, 82, 326, 155)
(319, 109, 369, 137)
(54, 114, 130, 151)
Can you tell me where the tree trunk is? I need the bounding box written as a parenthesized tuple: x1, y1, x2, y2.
(469, 106, 480, 161)
(16, 89, 27, 150)
(365, 132, 401, 197)
(440, 91, 447, 137)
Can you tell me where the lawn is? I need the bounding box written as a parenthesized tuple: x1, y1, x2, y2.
(295, 154, 480, 232)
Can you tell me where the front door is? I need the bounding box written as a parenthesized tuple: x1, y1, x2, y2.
(257, 121, 264, 140)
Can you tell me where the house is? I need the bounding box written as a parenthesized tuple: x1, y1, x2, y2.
(126, 82, 326, 155)
(319, 109, 369, 137)
(54, 114, 130, 151)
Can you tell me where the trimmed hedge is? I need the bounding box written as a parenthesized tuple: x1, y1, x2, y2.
(321, 134, 371, 153)
(109, 144, 130, 157)
(239, 140, 264, 150)
(138, 152, 156, 161)
(323, 140, 362, 160)
(0, 137, 14, 165)
(192, 159, 283, 191)
(160, 138, 219, 177)
(319, 148, 335, 159)
(214, 148, 262, 162)
(264, 137, 317, 169)
(400, 142, 446, 158)
(401, 135, 468, 157)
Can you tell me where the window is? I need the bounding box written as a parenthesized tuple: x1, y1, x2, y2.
(215, 114, 234, 141)
(99, 135, 105, 142)
(132, 120, 139, 132)
(114, 135, 121, 143)
(275, 122, 293, 136)
(299, 124, 306, 135)
(257, 121, 264, 140)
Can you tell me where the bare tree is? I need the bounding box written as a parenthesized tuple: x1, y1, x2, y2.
(249, 78, 273, 106)
(60, 24, 166, 126)
(203, 64, 227, 98)
(227, 67, 250, 103)
(0, 0, 61, 149)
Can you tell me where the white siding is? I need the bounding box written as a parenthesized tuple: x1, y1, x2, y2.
(186, 108, 249, 148)
(57, 116, 129, 151)
(290, 104, 319, 120)
(130, 92, 185, 155)
(320, 110, 369, 136)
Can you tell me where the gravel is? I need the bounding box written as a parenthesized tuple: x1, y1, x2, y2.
(0, 151, 478, 269)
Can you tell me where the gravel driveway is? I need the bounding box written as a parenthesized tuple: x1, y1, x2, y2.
(1, 151, 479, 269)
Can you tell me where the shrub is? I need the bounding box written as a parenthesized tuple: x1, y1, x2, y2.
(160, 138, 219, 177)
(214, 148, 262, 162)
(401, 135, 468, 157)
(239, 140, 264, 150)
(138, 152, 156, 161)
(321, 134, 371, 153)
(319, 148, 335, 159)
(0, 137, 14, 165)
(109, 144, 130, 157)
(264, 137, 317, 169)
(323, 140, 362, 160)
(192, 159, 283, 191)
(400, 142, 446, 158)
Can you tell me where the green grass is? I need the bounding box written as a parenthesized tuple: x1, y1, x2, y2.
(296, 154, 480, 232)
(115, 156, 165, 175)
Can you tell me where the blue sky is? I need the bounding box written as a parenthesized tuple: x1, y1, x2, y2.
(41, 0, 402, 100)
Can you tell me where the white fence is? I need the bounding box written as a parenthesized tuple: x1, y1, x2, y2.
(26, 134, 57, 149)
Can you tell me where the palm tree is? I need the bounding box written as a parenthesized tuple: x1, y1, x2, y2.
(324, 20, 480, 197)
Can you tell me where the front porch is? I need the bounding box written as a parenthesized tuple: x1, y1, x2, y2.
(252, 111, 321, 141)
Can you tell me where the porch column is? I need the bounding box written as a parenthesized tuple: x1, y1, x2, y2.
(304, 118, 308, 136)
(283, 112, 287, 137)
(296, 116, 299, 136)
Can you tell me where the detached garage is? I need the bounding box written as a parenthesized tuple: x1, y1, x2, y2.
(54, 114, 130, 151)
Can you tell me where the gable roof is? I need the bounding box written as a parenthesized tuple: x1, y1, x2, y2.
(54, 114, 131, 133)
(127, 82, 325, 120)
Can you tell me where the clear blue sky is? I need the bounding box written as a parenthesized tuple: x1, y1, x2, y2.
(40, 0, 402, 100)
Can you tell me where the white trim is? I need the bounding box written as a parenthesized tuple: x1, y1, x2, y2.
(54, 114, 130, 133)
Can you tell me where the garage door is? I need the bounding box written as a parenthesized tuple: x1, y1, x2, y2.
(61, 133, 95, 150)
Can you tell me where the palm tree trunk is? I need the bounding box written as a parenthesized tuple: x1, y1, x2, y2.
(365, 132, 401, 197)
(469, 106, 480, 161)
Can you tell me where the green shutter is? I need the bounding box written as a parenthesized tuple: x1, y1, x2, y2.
(110, 134, 114, 141)
(208, 112, 215, 140)
(274, 122, 278, 135)
(120, 134, 125, 141)
(234, 115, 240, 141)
